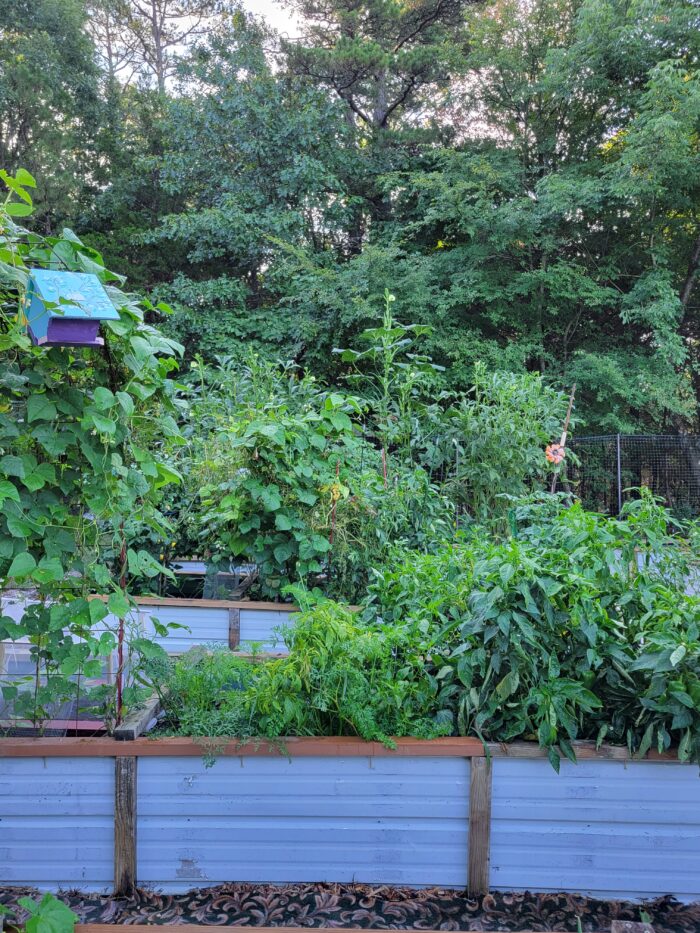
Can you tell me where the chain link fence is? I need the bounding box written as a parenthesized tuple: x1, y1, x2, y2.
(567, 435, 700, 519)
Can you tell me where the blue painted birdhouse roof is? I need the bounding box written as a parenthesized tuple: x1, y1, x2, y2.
(25, 270, 120, 323)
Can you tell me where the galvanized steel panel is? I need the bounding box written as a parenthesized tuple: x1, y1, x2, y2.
(138, 755, 469, 890)
(0, 757, 114, 891)
(141, 606, 293, 654)
(141, 605, 230, 652)
(239, 609, 292, 652)
(491, 758, 700, 901)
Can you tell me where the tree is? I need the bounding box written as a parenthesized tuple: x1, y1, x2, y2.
(0, 0, 102, 229)
(607, 58, 700, 423)
(284, 0, 472, 132)
(282, 0, 476, 247)
(87, 0, 226, 93)
(12, 0, 700, 433)
(87, 0, 141, 88)
(83, 83, 187, 289)
(121, 0, 222, 92)
(319, 0, 700, 431)
(141, 12, 353, 359)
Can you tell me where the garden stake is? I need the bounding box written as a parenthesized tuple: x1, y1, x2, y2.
(454, 439, 460, 531)
(116, 526, 127, 726)
(327, 460, 341, 582)
(550, 383, 576, 494)
(616, 432, 623, 515)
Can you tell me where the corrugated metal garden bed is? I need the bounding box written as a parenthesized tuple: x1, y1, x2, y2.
(0, 736, 698, 903)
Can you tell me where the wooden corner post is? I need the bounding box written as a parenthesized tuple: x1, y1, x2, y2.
(114, 756, 137, 896)
(228, 607, 241, 649)
(467, 756, 493, 897)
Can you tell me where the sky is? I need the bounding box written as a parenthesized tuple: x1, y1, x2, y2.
(242, 0, 301, 35)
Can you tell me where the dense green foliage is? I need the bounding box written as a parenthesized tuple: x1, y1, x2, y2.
(1, 0, 700, 765)
(167, 302, 566, 600)
(190, 358, 359, 595)
(155, 494, 700, 766)
(0, 170, 180, 727)
(368, 495, 700, 765)
(1, 0, 699, 430)
(0, 0, 102, 227)
(1, 167, 699, 764)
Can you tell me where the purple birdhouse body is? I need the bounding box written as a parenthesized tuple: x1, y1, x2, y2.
(24, 270, 120, 347)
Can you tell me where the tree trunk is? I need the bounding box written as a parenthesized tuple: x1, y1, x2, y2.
(372, 70, 389, 128)
(680, 230, 700, 310)
(151, 0, 166, 93)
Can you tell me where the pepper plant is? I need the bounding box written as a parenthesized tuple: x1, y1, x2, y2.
(367, 493, 700, 767)
(0, 169, 184, 729)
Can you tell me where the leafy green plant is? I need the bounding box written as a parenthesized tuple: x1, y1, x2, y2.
(198, 399, 355, 594)
(0, 168, 182, 728)
(327, 461, 455, 601)
(334, 289, 442, 457)
(175, 356, 362, 596)
(0, 894, 77, 933)
(156, 595, 451, 747)
(153, 494, 700, 766)
(152, 647, 256, 738)
(161, 290, 572, 605)
(243, 598, 450, 745)
(367, 493, 700, 767)
(438, 363, 571, 527)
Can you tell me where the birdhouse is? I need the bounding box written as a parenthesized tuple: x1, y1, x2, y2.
(23, 269, 120, 347)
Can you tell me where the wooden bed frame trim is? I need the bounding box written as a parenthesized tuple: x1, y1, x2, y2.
(90, 594, 302, 611)
(88, 594, 361, 611)
(0, 734, 678, 760)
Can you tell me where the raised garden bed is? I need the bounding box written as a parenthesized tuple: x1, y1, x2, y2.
(1, 595, 298, 659)
(0, 597, 298, 736)
(131, 596, 297, 654)
(0, 736, 697, 903)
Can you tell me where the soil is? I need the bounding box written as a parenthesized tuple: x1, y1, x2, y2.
(1, 883, 699, 932)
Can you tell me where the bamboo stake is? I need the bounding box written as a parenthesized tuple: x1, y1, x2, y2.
(550, 383, 577, 495)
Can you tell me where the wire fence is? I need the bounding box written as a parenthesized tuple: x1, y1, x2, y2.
(567, 435, 700, 519)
